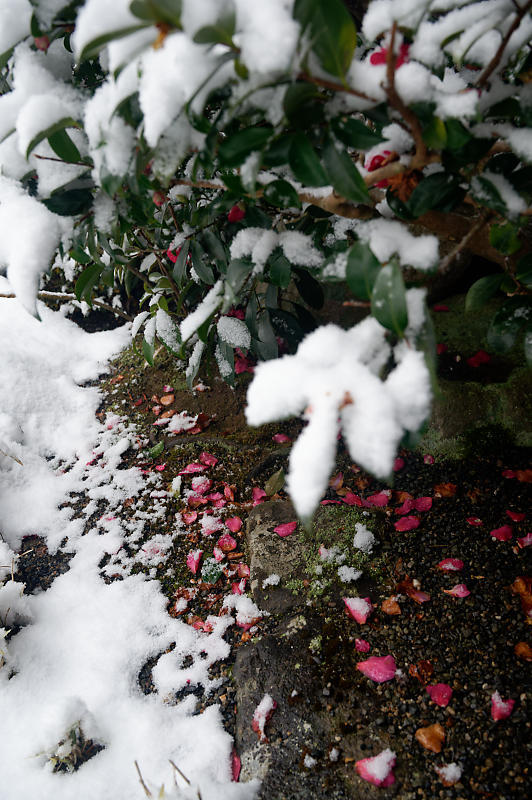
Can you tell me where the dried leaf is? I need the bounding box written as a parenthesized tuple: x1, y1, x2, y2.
(382, 596, 402, 615)
(160, 393, 174, 406)
(265, 467, 285, 497)
(409, 659, 434, 685)
(415, 723, 445, 753)
(514, 641, 532, 661)
(434, 483, 457, 497)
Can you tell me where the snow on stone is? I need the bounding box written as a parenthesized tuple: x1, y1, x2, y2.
(262, 573, 281, 588)
(217, 316, 251, 350)
(353, 523, 375, 553)
(180, 280, 223, 342)
(167, 412, 199, 434)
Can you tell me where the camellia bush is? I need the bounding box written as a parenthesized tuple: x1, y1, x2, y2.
(0, 0, 531, 518)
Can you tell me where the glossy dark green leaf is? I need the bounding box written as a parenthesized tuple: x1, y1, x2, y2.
(190, 240, 215, 284)
(70, 246, 92, 265)
(193, 8, 235, 46)
(269, 309, 305, 352)
(130, 0, 182, 26)
(442, 137, 493, 169)
(346, 241, 380, 301)
(263, 134, 295, 168)
(294, 0, 356, 78)
(47, 128, 82, 164)
(486, 97, 521, 120)
(294, 268, 324, 309)
(142, 337, 155, 366)
(332, 118, 385, 150)
(465, 274, 503, 312)
(385, 189, 414, 220)
(371, 262, 408, 336)
(42, 188, 93, 216)
(408, 173, 464, 217)
(200, 230, 227, 267)
(263, 179, 301, 209)
(255, 310, 278, 360)
(489, 222, 521, 256)
(486, 152, 520, 175)
(226, 258, 251, 294)
(283, 83, 322, 128)
(78, 24, 148, 61)
(26, 117, 81, 159)
(218, 126, 273, 167)
(323, 141, 369, 204)
(471, 176, 507, 215)
(172, 240, 190, 284)
(245, 291, 258, 338)
(445, 118, 471, 151)
(486, 297, 532, 353)
(516, 253, 532, 289)
(269, 251, 292, 288)
(422, 116, 447, 149)
(288, 133, 328, 187)
(74, 263, 103, 302)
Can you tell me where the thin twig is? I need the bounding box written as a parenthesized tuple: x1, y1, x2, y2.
(438, 212, 494, 274)
(477, 0, 532, 88)
(134, 761, 152, 798)
(34, 153, 93, 169)
(297, 71, 378, 103)
(0, 292, 133, 321)
(384, 23, 428, 169)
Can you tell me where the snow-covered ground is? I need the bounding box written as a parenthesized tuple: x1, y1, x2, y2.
(0, 287, 258, 800)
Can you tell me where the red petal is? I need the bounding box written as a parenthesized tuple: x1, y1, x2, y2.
(186, 549, 203, 574)
(432, 304, 450, 312)
(506, 510, 525, 522)
(424, 454, 435, 464)
(274, 521, 297, 537)
(443, 583, 470, 598)
(179, 463, 205, 475)
(426, 683, 453, 707)
(357, 655, 396, 683)
(467, 517, 483, 526)
(394, 515, 420, 531)
(344, 597, 373, 624)
(502, 469, 516, 478)
(355, 749, 396, 787)
(226, 516, 243, 533)
(369, 48, 388, 66)
(414, 496, 432, 511)
(199, 451, 218, 466)
(393, 457, 405, 471)
(491, 691, 515, 721)
(517, 533, 532, 548)
(342, 492, 363, 506)
(355, 638, 371, 652)
(436, 343, 448, 355)
(228, 205, 246, 223)
(231, 750, 241, 782)
(217, 533, 237, 552)
(438, 558, 464, 571)
(490, 525, 513, 541)
(213, 547, 224, 562)
(182, 511, 198, 525)
(272, 433, 291, 443)
(237, 563, 250, 578)
(395, 498, 415, 515)
(252, 487, 267, 505)
(366, 490, 390, 507)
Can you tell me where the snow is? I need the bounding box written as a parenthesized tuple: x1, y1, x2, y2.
(262, 573, 281, 588)
(0, 0, 32, 55)
(338, 566, 362, 582)
(477, 171, 527, 219)
(180, 280, 223, 342)
(217, 316, 251, 350)
(353, 523, 375, 554)
(0, 297, 258, 800)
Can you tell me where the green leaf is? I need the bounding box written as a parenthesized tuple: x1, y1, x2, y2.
(70, 246, 92, 265)
(265, 467, 285, 496)
(288, 133, 328, 187)
(408, 173, 464, 217)
(422, 116, 447, 150)
(263, 134, 295, 168)
(294, 0, 356, 78)
(445, 119, 471, 151)
(385, 189, 414, 220)
(42, 188, 93, 217)
(323, 141, 369, 205)
(74, 264, 103, 302)
(47, 128, 82, 164)
(172, 240, 190, 284)
(371, 262, 408, 336)
(218, 126, 273, 167)
(142, 337, 155, 366)
(465, 274, 503, 312)
(269, 309, 305, 352)
(346, 242, 380, 301)
(269, 251, 292, 288)
(226, 258, 251, 295)
(293, 268, 324, 309)
(129, 0, 182, 27)
(200, 230, 227, 267)
(332, 118, 385, 151)
(283, 83, 322, 128)
(263, 179, 301, 209)
(471, 176, 507, 215)
(489, 222, 521, 256)
(148, 441, 164, 459)
(190, 240, 215, 284)
(516, 253, 532, 289)
(193, 7, 235, 47)
(256, 310, 278, 360)
(487, 297, 532, 353)
(26, 117, 82, 160)
(78, 24, 149, 61)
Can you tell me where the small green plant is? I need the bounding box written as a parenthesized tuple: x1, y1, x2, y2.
(200, 558, 223, 585)
(41, 721, 104, 774)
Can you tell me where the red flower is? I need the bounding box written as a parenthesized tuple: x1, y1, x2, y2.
(228, 205, 246, 223)
(152, 190, 166, 207)
(370, 43, 409, 68)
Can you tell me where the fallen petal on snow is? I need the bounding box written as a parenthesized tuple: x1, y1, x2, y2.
(357, 655, 396, 683)
(415, 722, 445, 753)
(438, 558, 464, 571)
(490, 525, 512, 541)
(443, 583, 470, 598)
(344, 596, 373, 624)
(491, 691, 515, 721)
(355, 748, 396, 787)
(274, 521, 297, 538)
(394, 516, 420, 531)
(426, 683, 453, 707)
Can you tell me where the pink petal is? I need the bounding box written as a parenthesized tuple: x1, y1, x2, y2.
(321, 499, 342, 505)
(217, 533, 237, 552)
(272, 433, 291, 443)
(355, 749, 396, 787)
(186, 549, 203, 574)
(162, 384, 174, 393)
(433, 304, 450, 312)
(188, 495, 209, 509)
(424, 454, 435, 464)
(443, 583, 470, 598)
(205, 492, 224, 501)
(231, 750, 241, 782)
(342, 492, 363, 506)
(436, 343, 448, 355)
(274, 521, 297, 538)
(491, 691, 515, 721)
(199, 451, 218, 466)
(212, 498, 227, 508)
(506, 510, 526, 522)
(213, 547, 224, 562)
(191, 477, 213, 495)
(426, 683, 453, 707)
(414, 496, 433, 512)
(344, 597, 373, 624)
(179, 463, 205, 475)
(490, 525, 513, 541)
(226, 516, 243, 533)
(232, 579, 247, 595)
(395, 498, 415, 515)
(467, 517, 483, 526)
(182, 511, 198, 525)
(355, 638, 371, 653)
(502, 469, 516, 478)
(393, 457, 405, 471)
(394, 515, 420, 531)
(155, 463, 166, 472)
(237, 563, 250, 578)
(357, 655, 397, 683)
(438, 558, 464, 572)
(517, 532, 532, 548)
(252, 487, 267, 505)
(366, 491, 390, 507)
(410, 589, 431, 603)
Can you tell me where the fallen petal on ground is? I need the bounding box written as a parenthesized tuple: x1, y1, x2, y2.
(443, 583, 470, 598)
(355, 748, 396, 787)
(357, 655, 396, 683)
(344, 597, 373, 624)
(491, 691, 515, 721)
(426, 683, 453, 707)
(274, 521, 297, 537)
